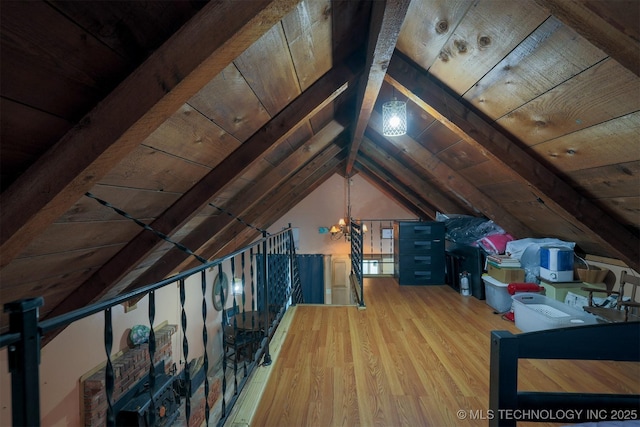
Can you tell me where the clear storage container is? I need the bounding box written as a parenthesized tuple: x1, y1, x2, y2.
(511, 293, 597, 332)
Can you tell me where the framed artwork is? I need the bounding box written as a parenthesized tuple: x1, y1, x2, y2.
(381, 228, 393, 239)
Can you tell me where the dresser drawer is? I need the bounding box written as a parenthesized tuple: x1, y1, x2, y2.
(397, 268, 445, 285)
(396, 238, 443, 254)
(398, 254, 433, 269)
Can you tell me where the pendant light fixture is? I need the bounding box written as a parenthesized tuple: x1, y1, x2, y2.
(382, 88, 407, 137)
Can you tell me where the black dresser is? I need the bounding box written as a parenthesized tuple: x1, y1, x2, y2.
(393, 221, 445, 285)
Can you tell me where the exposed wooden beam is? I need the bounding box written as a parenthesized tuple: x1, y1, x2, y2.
(121, 127, 347, 293)
(43, 61, 360, 320)
(0, 0, 302, 268)
(354, 157, 435, 220)
(534, 0, 640, 77)
(193, 148, 347, 268)
(231, 157, 346, 252)
(360, 133, 471, 215)
(368, 110, 535, 239)
(355, 164, 430, 220)
(345, 0, 410, 174)
(387, 53, 640, 271)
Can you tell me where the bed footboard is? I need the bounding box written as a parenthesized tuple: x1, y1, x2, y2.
(489, 322, 640, 427)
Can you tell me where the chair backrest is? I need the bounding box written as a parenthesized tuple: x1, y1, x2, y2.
(223, 306, 238, 326)
(619, 271, 640, 309)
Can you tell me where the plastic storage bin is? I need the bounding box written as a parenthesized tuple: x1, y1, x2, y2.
(482, 274, 512, 313)
(511, 293, 597, 332)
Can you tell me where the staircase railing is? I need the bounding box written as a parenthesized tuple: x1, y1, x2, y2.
(349, 220, 365, 308)
(0, 226, 301, 427)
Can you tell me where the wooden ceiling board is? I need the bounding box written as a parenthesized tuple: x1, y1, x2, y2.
(100, 145, 211, 193)
(464, 16, 607, 119)
(355, 166, 431, 219)
(0, 1, 128, 119)
(188, 63, 272, 142)
(566, 161, 640, 200)
(457, 160, 518, 187)
(142, 104, 242, 167)
(534, 0, 640, 77)
(355, 152, 438, 219)
(309, 102, 336, 133)
(429, 0, 549, 94)
(234, 24, 301, 116)
(1, 244, 123, 290)
(264, 122, 314, 166)
(498, 58, 640, 146)
(600, 197, 640, 227)
(330, 0, 372, 63)
(58, 186, 180, 223)
(479, 180, 542, 203)
(359, 136, 468, 215)
(436, 140, 491, 170)
(49, 0, 205, 61)
(396, 0, 473, 71)
(17, 220, 141, 258)
(282, 0, 333, 91)
(414, 120, 460, 154)
(530, 112, 640, 172)
(1, 0, 302, 269)
(0, 99, 72, 189)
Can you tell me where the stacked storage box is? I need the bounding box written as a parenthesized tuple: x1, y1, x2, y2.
(483, 255, 526, 313)
(482, 274, 512, 313)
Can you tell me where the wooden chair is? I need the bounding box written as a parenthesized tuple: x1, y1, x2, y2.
(223, 306, 261, 362)
(582, 270, 640, 322)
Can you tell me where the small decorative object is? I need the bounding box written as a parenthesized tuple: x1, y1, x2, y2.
(129, 325, 150, 346)
(212, 272, 229, 311)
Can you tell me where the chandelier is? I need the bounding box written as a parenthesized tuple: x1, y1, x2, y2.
(328, 176, 367, 241)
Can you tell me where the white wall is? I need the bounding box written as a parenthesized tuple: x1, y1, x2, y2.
(268, 173, 415, 255)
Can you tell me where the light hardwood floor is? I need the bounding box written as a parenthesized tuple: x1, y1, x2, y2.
(249, 278, 639, 427)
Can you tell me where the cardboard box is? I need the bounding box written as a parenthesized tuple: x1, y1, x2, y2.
(540, 280, 605, 302)
(487, 263, 525, 283)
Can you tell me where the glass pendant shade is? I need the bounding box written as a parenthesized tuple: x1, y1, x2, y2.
(382, 100, 407, 136)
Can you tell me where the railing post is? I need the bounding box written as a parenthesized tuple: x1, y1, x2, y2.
(6, 297, 44, 427)
(262, 231, 272, 366)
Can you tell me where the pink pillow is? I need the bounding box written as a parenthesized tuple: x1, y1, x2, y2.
(479, 233, 514, 255)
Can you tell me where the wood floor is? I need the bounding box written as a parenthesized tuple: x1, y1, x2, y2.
(250, 278, 639, 427)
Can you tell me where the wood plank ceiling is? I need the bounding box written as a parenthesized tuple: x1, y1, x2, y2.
(1, 0, 638, 335)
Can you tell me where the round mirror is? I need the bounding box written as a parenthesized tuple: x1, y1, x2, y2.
(212, 272, 229, 311)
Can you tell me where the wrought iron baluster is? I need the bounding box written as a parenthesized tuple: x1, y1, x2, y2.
(148, 290, 156, 426)
(262, 231, 272, 366)
(180, 279, 191, 423)
(104, 307, 115, 427)
(219, 263, 228, 420)
(201, 270, 210, 426)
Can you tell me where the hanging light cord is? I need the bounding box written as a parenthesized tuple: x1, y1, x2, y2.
(85, 192, 209, 264)
(207, 202, 268, 235)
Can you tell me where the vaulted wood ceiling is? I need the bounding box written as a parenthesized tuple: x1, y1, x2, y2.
(1, 0, 639, 335)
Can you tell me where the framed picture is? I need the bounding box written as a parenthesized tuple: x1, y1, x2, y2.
(381, 228, 393, 239)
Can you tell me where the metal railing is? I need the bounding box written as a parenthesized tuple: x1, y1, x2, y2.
(0, 226, 301, 427)
(349, 220, 365, 308)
